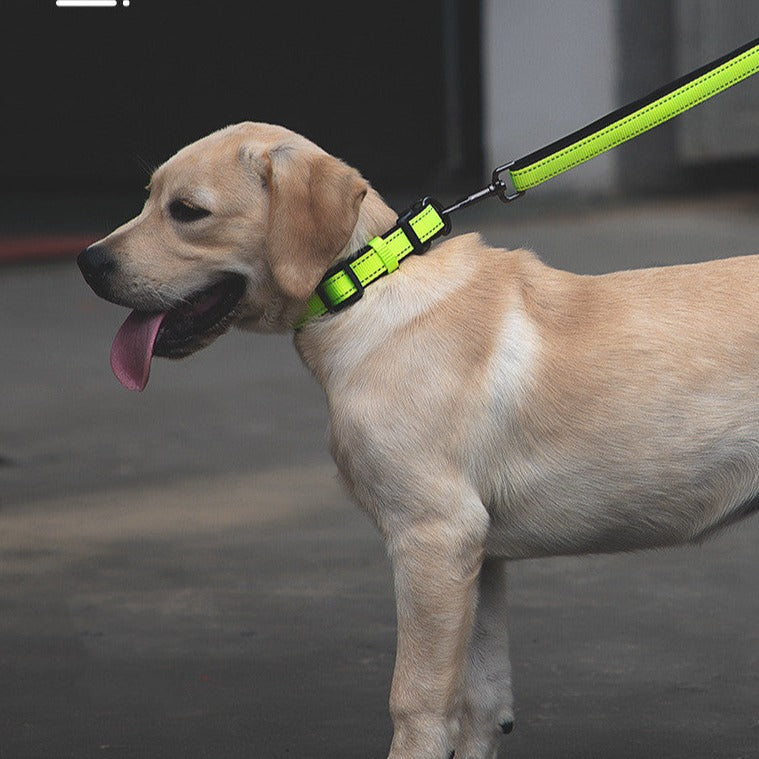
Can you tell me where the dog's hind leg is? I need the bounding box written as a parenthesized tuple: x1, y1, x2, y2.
(455, 557, 514, 759)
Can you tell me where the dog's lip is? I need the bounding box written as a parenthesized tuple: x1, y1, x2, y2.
(153, 273, 247, 357)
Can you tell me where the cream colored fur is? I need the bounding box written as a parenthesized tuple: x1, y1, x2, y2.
(86, 123, 759, 759)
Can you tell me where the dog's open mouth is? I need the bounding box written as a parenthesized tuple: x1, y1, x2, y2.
(110, 274, 246, 391)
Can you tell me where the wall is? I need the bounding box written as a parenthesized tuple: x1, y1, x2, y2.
(482, 0, 618, 197)
(1, 1, 481, 195)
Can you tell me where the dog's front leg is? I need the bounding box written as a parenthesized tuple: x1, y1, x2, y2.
(385, 508, 487, 759)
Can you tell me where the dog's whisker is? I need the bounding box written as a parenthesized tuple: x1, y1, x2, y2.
(133, 152, 157, 179)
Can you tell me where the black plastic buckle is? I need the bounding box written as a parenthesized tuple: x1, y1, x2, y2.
(315, 255, 366, 314)
(396, 196, 452, 255)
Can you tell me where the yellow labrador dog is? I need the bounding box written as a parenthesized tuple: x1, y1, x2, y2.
(78, 122, 759, 759)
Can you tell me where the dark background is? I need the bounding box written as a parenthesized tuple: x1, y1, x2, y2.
(2, 1, 482, 196)
(1, 5, 758, 759)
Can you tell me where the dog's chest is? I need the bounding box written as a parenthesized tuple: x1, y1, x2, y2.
(309, 303, 541, 523)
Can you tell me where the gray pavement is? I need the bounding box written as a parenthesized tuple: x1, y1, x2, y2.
(1, 194, 758, 758)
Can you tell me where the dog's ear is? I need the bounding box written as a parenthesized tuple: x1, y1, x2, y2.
(263, 146, 368, 301)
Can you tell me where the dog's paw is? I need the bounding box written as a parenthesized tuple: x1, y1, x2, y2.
(454, 712, 514, 758)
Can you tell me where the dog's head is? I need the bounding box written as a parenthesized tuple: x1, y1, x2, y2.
(78, 122, 385, 390)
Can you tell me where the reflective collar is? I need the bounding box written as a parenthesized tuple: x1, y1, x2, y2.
(295, 198, 450, 328)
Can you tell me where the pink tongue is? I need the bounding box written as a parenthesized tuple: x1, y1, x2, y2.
(110, 310, 167, 391)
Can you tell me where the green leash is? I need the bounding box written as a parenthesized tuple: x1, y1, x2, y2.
(298, 36, 759, 327)
(508, 35, 759, 193)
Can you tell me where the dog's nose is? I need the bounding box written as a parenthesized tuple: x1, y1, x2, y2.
(77, 244, 116, 284)
(77, 244, 119, 299)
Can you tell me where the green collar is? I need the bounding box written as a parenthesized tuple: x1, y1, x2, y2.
(295, 198, 450, 328)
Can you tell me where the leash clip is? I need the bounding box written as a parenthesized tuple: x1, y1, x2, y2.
(442, 160, 524, 216)
(491, 161, 524, 204)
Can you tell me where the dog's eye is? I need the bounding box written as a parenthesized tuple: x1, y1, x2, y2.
(169, 199, 212, 223)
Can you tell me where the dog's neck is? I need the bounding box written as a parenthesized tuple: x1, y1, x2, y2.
(292, 187, 397, 382)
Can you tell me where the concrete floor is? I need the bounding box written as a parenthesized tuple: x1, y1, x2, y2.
(1, 194, 758, 758)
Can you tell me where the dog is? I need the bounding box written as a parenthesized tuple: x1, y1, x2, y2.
(78, 122, 759, 759)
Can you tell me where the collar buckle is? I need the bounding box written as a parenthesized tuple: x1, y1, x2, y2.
(315, 254, 366, 314)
